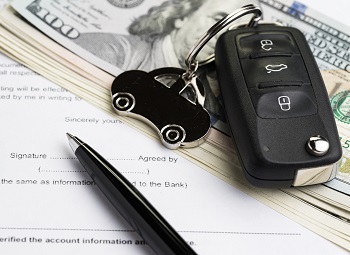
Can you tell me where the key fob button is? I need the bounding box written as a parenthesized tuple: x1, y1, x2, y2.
(306, 136, 330, 156)
(241, 56, 310, 88)
(249, 85, 317, 118)
(237, 32, 299, 58)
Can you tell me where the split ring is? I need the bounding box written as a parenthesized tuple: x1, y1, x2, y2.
(185, 4, 262, 71)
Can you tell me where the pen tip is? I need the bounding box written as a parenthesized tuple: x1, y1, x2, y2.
(66, 132, 74, 139)
(66, 133, 83, 152)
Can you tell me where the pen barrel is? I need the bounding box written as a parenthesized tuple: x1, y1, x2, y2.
(75, 144, 197, 255)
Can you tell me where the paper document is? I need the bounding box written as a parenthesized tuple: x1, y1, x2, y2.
(0, 54, 347, 254)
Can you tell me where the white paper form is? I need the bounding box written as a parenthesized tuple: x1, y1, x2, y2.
(0, 54, 347, 255)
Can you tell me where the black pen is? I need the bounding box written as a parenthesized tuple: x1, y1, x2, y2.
(66, 133, 197, 255)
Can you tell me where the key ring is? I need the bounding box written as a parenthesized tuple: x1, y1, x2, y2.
(184, 4, 262, 78)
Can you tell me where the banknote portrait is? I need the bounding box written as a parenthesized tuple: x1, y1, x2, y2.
(107, 0, 145, 8)
(73, 0, 257, 128)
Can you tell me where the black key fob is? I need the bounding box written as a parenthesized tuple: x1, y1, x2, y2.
(215, 24, 342, 188)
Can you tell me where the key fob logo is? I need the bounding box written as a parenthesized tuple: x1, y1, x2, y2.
(278, 96, 291, 111)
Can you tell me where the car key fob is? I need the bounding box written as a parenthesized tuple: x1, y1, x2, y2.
(215, 24, 342, 188)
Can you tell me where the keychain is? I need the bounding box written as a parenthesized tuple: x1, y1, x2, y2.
(111, 66, 209, 149)
(111, 3, 341, 186)
(110, 4, 261, 149)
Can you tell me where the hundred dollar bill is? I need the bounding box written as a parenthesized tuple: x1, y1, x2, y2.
(260, 0, 350, 212)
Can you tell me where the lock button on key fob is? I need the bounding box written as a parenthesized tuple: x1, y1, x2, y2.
(215, 24, 342, 188)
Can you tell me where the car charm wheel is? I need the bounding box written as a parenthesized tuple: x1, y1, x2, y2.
(161, 124, 186, 149)
(112, 92, 135, 113)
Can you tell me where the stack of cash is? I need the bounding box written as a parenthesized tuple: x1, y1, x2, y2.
(0, 0, 349, 250)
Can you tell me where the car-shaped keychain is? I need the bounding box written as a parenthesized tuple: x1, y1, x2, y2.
(111, 67, 211, 149)
(110, 4, 263, 150)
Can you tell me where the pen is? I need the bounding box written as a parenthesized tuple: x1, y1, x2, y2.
(66, 133, 197, 255)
